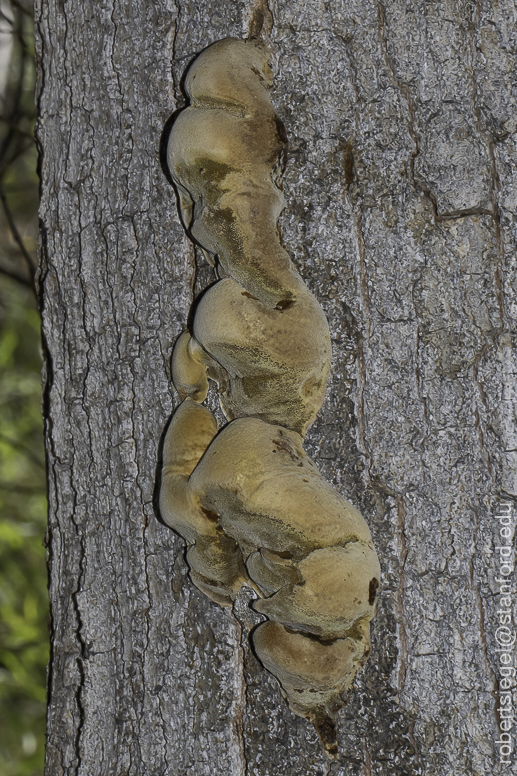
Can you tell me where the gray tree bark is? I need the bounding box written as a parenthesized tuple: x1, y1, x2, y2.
(36, 0, 516, 774)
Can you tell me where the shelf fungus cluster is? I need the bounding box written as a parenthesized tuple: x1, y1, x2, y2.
(160, 37, 380, 758)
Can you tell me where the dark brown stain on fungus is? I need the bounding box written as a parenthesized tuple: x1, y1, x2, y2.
(369, 577, 379, 606)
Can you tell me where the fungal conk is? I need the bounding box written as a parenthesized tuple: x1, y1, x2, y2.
(160, 37, 380, 759)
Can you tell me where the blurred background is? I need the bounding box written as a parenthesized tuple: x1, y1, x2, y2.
(0, 1, 48, 774)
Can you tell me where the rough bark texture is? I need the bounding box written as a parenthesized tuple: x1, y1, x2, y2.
(36, 1, 516, 774)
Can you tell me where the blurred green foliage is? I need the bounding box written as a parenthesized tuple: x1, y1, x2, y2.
(0, 282, 47, 776)
(0, 1, 48, 775)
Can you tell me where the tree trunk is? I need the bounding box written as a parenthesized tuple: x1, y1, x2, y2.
(36, 1, 516, 774)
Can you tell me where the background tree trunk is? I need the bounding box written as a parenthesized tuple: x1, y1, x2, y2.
(36, 0, 516, 774)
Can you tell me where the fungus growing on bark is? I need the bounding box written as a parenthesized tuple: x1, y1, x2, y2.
(160, 37, 380, 759)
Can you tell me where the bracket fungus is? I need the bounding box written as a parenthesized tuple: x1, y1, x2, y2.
(160, 37, 380, 759)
